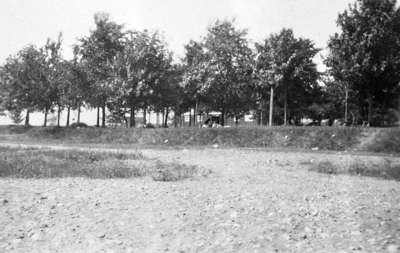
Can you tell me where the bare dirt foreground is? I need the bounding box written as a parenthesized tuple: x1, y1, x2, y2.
(1, 145, 400, 253)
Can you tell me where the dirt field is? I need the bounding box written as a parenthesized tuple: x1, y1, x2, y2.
(1, 145, 400, 252)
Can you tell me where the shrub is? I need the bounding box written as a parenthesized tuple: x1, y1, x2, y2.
(309, 159, 400, 181)
(69, 122, 89, 128)
(309, 161, 338, 174)
(151, 162, 209, 181)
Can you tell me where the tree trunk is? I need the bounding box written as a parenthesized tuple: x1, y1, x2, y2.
(66, 106, 70, 127)
(164, 108, 169, 128)
(283, 102, 287, 126)
(148, 110, 151, 125)
(350, 111, 356, 126)
(283, 83, 287, 126)
(344, 86, 349, 124)
(43, 109, 48, 127)
(188, 110, 192, 127)
(367, 94, 373, 126)
(57, 105, 61, 127)
(156, 111, 160, 126)
(174, 111, 179, 128)
(126, 63, 133, 128)
(25, 110, 30, 127)
(101, 105, 106, 128)
(194, 101, 199, 127)
(269, 86, 274, 127)
(77, 105, 81, 124)
(130, 106, 136, 128)
(143, 107, 147, 125)
(220, 108, 225, 126)
(96, 107, 100, 127)
(162, 108, 166, 126)
(259, 100, 263, 126)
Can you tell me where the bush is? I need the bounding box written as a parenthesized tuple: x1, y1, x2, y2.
(309, 159, 400, 181)
(69, 122, 89, 128)
(151, 162, 209, 181)
(309, 161, 338, 174)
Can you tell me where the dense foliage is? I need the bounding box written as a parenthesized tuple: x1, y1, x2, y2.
(1, 0, 399, 127)
(325, 0, 400, 126)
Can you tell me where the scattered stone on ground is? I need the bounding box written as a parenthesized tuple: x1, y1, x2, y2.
(0, 146, 399, 252)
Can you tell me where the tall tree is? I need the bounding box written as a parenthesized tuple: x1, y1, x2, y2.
(61, 48, 91, 126)
(78, 12, 125, 127)
(0, 45, 48, 126)
(0, 63, 23, 124)
(256, 28, 320, 126)
(326, 0, 400, 125)
(201, 19, 254, 125)
(153, 63, 183, 127)
(182, 40, 210, 126)
(135, 31, 172, 126)
(42, 34, 63, 127)
(110, 32, 138, 128)
(109, 30, 172, 127)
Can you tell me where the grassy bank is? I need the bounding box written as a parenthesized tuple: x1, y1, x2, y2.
(0, 146, 208, 181)
(0, 125, 399, 153)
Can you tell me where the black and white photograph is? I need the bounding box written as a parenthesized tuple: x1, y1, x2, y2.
(0, 0, 400, 252)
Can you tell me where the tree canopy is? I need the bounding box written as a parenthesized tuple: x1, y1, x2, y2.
(1, 2, 400, 128)
(325, 0, 400, 125)
(256, 28, 320, 125)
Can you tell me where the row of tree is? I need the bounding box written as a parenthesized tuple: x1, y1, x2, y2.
(1, 0, 399, 127)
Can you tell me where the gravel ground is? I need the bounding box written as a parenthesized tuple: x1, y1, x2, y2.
(1, 145, 400, 253)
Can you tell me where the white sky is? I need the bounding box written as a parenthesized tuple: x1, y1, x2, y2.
(0, 0, 354, 67)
